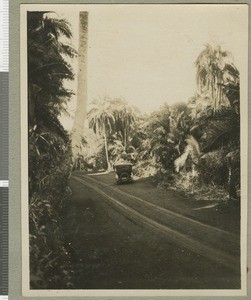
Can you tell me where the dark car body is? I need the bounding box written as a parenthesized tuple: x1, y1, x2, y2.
(114, 163, 133, 184)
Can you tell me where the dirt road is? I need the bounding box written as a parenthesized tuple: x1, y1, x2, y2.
(62, 171, 241, 289)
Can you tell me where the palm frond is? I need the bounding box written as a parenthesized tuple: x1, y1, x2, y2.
(174, 135, 201, 172)
(200, 118, 237, 153)
(43, 17, 72, 40)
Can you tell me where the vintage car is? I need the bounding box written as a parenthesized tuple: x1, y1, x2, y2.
(114, 163, 133, 184)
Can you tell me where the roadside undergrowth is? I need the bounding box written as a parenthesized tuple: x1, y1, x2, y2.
(29, 132, 74, 289)
(154, 170, 229, 203)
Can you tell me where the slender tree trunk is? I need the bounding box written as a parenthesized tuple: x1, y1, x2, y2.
(124, 127, 127, 151)
(71, 11, 89, 159)
(104, 132, 111, 170)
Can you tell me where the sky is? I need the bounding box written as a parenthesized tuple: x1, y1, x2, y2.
(41, 4, 248, 131)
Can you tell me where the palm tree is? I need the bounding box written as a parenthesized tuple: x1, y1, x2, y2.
(110, 98, 139, 150)
(174, 45, 240, 201)
(71, 11, 89, 159)
(28, 12, 76, 128)
(195, 44, 237, 111)
(168, 102, 193, 156)
(193, 44, 240, 201)
(87, 97, 116, 170)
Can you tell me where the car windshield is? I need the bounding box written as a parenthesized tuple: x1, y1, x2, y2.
(115, 164, 132, 172)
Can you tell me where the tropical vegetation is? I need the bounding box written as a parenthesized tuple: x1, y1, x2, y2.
(87, 97, 139, 169)
(28, 10, 241, 289)
(82, 44, 240, 205)
(28, 11, 76, 288)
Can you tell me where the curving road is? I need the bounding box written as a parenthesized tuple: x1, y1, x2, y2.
(62, 171, 241, 289)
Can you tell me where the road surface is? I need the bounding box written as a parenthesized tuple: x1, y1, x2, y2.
(62, 171, 241, 289)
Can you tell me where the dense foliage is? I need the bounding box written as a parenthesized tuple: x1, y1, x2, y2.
(83, 44, 240, 204)
(87, 97, 139, 169)
(27, 9, 241, 290)
(28, 11, 76, 288)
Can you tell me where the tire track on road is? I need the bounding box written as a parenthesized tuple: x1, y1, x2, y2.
(78, 174, 239, 255)
(72, 174, 240, 272)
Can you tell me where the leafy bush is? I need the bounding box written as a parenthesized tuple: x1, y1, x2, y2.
(172, 170, 198, 192)
(171, 170, 229, 202)
(29, 129, 74, 289)
(29, 194, 73, 289)
(134, 158, 157, 178)
(196, 150, 229, 187)
(154, 169, 176, 189)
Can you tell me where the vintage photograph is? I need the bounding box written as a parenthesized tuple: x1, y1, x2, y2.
(21, 3, 248, 296)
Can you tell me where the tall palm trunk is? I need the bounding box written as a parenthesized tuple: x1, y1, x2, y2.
(71, 11, 88, 159)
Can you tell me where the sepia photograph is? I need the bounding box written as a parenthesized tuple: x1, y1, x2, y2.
(20, 3, 248, 297)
